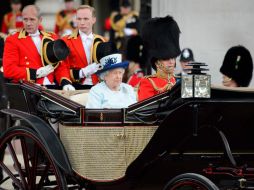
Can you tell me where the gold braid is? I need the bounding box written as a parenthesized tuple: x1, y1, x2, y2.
(110, 11, 138, 38)
(146, 76, 174, 93)
(110, 12, 125, 38)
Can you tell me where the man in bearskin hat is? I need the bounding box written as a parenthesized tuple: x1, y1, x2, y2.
(1, 0, 23, 34)
(3, 5, 72, 89)
(110, 0, 140, 57)
(54, 0, 77, 37)
(137, 15, 181, 101)
(62, 5, 105, 89)
(220, 45, 253, 87)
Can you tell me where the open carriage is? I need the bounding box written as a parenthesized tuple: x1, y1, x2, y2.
(1, 72, 254, 190)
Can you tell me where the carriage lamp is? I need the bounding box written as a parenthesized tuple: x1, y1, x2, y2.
(181, 62, 211, 98)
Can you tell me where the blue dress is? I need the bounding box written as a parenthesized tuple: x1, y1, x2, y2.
(86, 82, 137, 109)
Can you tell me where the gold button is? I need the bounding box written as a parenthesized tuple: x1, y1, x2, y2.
(26, 62, 29, 65)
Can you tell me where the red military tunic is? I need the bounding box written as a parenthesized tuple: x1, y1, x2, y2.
(62, 30, 105, 85)
(3, 29, 70, 85)
(1, 11, 23, 34)
(137, 74, 176, 101)
(127, 69, 144, 88)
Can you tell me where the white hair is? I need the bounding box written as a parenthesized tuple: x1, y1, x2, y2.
(98, 68, 125, 81)
(99, 70, 109, 81)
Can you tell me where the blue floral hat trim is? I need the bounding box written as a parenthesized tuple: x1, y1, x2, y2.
(96, 53, 129, 74)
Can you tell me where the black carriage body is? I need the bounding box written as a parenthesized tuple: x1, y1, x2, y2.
(1, 80, 254, 189)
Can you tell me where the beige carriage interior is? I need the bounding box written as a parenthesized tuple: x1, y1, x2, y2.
(50, 89, 90, 106)
(48, 90, 157, 182)
(59, 124, 158, 181)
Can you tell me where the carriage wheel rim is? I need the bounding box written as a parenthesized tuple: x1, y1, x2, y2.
(0, 128, 67, 190)
(170, 180, 210, 189)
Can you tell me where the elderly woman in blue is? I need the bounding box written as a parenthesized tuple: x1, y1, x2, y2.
(86, 42, 137, 108)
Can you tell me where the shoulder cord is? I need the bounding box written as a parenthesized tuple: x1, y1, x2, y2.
(147, 77, 174, 93)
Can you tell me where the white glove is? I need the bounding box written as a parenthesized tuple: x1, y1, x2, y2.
(79, 63, 101, 78)
(124, 28, 133, 36)
(36, 65, 54, 78)
(63, 84, 76, 91)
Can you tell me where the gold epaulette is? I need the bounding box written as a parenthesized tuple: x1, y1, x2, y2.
(68, 30, 78, 39)
(41, 30, 55, 37)
(17, 29, 55, 39)
(18, 29, 26, 39)
(94, 34, 105, 43)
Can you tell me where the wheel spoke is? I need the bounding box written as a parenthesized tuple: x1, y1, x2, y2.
(30, 141, 39, 189)
(0, 161, 23, 189)
(7, 141, 28, 189)
(20, 137, 32, 188)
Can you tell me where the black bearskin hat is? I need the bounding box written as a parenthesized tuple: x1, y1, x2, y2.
(180, 48, 194, 62)
(141, 15, 181, 70)
(126, 35, 146, 67)
(220, 45, 253, 87)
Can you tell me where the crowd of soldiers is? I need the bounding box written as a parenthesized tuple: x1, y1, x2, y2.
(0, 0, 253, 104)
(0, 0, 179, 103)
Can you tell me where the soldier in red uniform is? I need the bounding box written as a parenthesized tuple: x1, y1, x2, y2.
(62, 5, 105, 89)
(137, 16, 181, 101)
(3, 5, 72, 89)
(54, 0, 77, 37)
(1, 0, 23, 34)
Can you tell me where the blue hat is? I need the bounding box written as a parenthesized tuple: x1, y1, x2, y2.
(96, 42, 129, 74)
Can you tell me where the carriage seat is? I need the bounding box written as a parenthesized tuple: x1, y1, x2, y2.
(50, 87, 138, 107)
(50, 89, 90, 106)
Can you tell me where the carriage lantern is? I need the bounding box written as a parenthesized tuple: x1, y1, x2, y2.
(181, 62, 211, 98)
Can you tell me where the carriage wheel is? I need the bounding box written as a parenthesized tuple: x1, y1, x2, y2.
(0, 127, 67, 190)
(163, 173, 219, 190)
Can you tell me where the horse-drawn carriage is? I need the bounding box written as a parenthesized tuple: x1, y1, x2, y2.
(1, 69, 254, 190)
